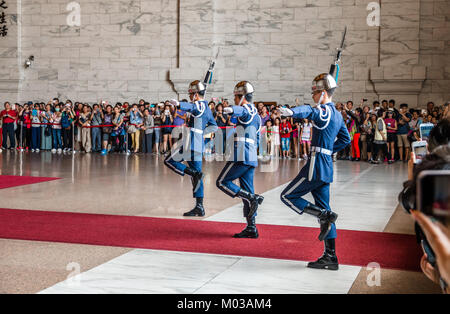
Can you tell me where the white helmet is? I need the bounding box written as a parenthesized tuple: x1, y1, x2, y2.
(234, 81, 254, 96)
(311, 73, 337, 94)
(188, 80, 206, 95)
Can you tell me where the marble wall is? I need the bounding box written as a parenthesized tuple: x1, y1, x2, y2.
(0, 0, 448, 107)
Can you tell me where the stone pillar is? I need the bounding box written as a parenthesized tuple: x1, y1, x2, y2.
(0, 0, 21, 103)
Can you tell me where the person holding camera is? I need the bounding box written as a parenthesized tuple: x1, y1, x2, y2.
(399, 119, 450, 293)
(40, 103, 53, 151)
(90, 104, 103, 153)
(61, 103, 75, 153)
(397, 103, 412, 162)
(79, 105, 92, 153)
(161, 104, 174, 154)
(128, 104, 144, 153)
(100, 104, 114, 156)
(30, 103, 42, 152)
(50, 104, 63, 153)
(370, 109, 392, 164)
(385, 110, 398, 163)
(214, 103, 229, 155)
(18, 103, 32, 151)
(142, 108, 154, 154)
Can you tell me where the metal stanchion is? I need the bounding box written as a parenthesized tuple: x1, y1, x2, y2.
(19, 122, 23, 152)
(19, 143, 23, 176)
(72, 124, 75, 154)
(71, 146, 75, 183)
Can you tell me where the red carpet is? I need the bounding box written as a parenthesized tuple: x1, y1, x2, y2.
(0, 175, 60, 189)
(0, 208, 422, 271)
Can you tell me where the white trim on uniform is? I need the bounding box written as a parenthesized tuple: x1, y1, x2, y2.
(281, 177, 306, 215)
(217, 162, 237, 196)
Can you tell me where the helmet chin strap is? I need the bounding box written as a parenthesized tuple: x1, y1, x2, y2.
(313, 91, 325, 108)
(237, 94, 245, 107)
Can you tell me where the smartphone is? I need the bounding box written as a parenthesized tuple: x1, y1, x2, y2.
(412, 141, 427, 164)
(416, 170, 450, 226)
(420, 123, 434, 141)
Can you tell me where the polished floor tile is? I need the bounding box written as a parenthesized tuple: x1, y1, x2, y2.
(39, 250, 240, 294)
(39, 249, 361, 294)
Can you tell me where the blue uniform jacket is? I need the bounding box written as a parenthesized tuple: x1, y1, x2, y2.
(229, 104, 261, 167)
(179, 100, 218, 154)
(291, 102, 351, 183)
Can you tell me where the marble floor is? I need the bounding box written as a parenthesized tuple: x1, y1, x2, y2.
(0, 150, 440, 294)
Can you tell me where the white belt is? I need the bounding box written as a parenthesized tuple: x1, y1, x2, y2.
(190, 128, 203, 134)
(311, 146, 332, 155)
(235, 137, 255, 145)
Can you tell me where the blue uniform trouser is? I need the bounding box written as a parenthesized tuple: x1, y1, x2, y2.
(216, 161, 256, 218)
(280, 173, 336, 240)
(164, 144, 204, 198)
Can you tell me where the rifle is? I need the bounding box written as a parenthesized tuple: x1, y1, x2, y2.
(202, 47, 220, 98)
(329, 26, 347, 83)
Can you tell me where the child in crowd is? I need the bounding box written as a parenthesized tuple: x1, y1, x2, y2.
(300, 118, 312, 160)
(280, 116, 292, 158)
(273, 117, 281, 157)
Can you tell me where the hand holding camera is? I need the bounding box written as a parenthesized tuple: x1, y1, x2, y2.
(411, 209, 450, 292)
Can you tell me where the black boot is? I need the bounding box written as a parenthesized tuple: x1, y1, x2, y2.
(236, 190, 264, 219)
(184, 167, 204, 193)
(233, 216, 258, 238)
(303, 204, 338, 241)
(307, 238, 339, 270)
(183, 197, 205, 217)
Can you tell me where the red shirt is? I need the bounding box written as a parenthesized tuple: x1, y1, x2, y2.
(280, 121, 292, 138)
(384, 118, 396, 133)
(0, 110, 17, 123)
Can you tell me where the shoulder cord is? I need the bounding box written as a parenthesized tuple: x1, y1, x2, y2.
(191, 100, 206, 118)
(238, 103, 258, 126)
(312, 104, 332, 130)
(311, 91, 331, 130)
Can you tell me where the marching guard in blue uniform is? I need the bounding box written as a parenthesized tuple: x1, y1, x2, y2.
(166, 80, 218, 217)
(279, 73, 351, 270)
(216, 81, 264, 238)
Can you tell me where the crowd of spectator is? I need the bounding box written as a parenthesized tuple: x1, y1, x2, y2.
(0, 98, 448, 162)
(335, 99, 449, 164)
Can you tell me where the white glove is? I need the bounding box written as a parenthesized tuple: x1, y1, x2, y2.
(169, 99, 179, 108)
(223, 107, 233, 114)
(279, 107, 294, 117)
